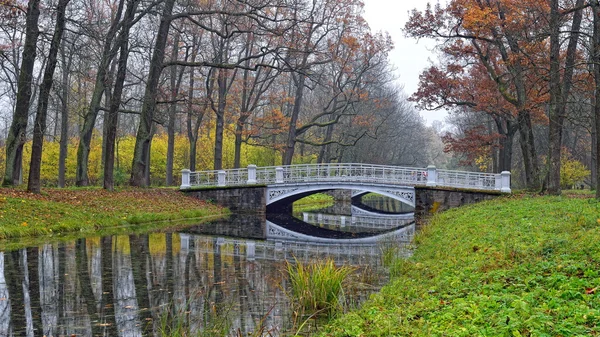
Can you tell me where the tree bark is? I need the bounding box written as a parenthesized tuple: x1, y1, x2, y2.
(103, 0, 139, 190)
(186, 37, 203, 172)
(516, 108, 540, 189)
(547, 0, 562, 194)
(593, 103, 598, 189)
(166, 33, 185, 185)
(546, 0, 583, 195)
(3, 0, 40, 186)
(76, 0, 125, 186)
(593, 0, 600, 198)
(213, 68, 228, 170)
(494, 118, 516, 172)
(130, 0, 176, 187)
(282, 74, 306, 165)
(27, 0, 71, 193)
(58, 41, 71, 188)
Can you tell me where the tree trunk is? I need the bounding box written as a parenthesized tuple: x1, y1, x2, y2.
(318, 118, 335, 164)
(186, 36, 201, 172)
(27, 0, 70, 193)
(58, 42, 70, 188)
(494, 118, 515, 173)
(282, 74, 306, 165)
(546, 0, 583, 195)
(517, 109, 540, 189)
(130, 0, 176, 187)
(166, 33, 184, 185)
(213, 68, 228, 170)
(547, 0, 562, 194)
(593, 0, 600, 198)
(187, 106, 204, 173)
(104, 0, 138, 190)
(233, 118, 247, 169)
(76, 0, 125, 186)
(3, 0, 40, 186)
(593, 104, 598, 189)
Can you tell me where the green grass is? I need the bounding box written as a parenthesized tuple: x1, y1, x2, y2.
(318, 194, 600, 336)
(293, 193, 335, 212)
(287, 258, 355, 316)
(0, 187, 228, 249)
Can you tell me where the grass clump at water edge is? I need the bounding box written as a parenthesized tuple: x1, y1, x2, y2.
(286, 258, 355, 318)
(318, 194, 600, 336)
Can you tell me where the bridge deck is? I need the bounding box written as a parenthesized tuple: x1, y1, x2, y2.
(180, 163, 511, 193)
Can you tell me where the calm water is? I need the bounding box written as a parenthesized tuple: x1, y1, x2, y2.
(0, 199, 414, 336)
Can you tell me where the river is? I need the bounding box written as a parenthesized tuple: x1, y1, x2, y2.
(0, 195, 414, 336)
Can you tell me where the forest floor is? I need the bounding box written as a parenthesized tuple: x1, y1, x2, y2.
(318, 191, 600, 336)
(0, 187, 228, 250)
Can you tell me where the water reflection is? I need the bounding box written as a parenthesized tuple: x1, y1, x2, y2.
(352, 193, 415, 214)
(299, 212, 413, 233)
(0, 198, 414, 336)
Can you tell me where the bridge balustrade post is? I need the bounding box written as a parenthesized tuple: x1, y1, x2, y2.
(180, 169, 191, 189)
(426, 165, 437, 187)
(247, 164, 257, 184)
(275, 167, 284, 183)
(179, 234, 190, 251)
(500, 171, 511, 193)
(246, 242, 256, 260)
(218, 170, 226, 186)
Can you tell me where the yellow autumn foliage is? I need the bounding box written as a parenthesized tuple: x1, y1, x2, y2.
(560, 153, 590, 189)
(0, 125, 288, 187)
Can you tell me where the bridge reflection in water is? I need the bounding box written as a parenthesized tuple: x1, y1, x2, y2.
(0, 198, 413, 336)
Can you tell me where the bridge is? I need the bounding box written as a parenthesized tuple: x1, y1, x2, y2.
(180, 163, 511, 212)
(180, 163, 511, 219)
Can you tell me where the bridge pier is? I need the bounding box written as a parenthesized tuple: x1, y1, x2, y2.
(182, 185, 267, 213)
(414, 186, 502, 225)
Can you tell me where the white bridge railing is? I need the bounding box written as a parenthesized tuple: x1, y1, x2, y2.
(302, 212, 414, 231)
(180, 163, 511, 193)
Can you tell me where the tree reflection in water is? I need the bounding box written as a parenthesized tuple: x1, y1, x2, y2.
(0, 210, 410, 336)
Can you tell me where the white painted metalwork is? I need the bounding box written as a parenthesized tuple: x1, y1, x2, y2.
(302, 212, 414, 231)
(177, 233, 413, 264)
(181, 163, 511, 193)
(351, 205, 414, 219)
(266, 220, 415, 244)
(266, 182, 416, 207)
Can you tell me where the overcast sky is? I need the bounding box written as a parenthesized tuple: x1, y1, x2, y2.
(362, 0, 447, 126)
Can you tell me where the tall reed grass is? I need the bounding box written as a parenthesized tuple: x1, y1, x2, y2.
(285, 258, 355, 316)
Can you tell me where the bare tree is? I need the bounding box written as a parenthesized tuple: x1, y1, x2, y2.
(75, 0, 126, 186)
(103, 0, 140, 190)
(3, 0, 40, 186)
(27, 0, 71, 193)
(130, 0, 176, 187)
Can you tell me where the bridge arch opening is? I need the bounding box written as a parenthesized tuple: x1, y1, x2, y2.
(351, 192, 415, 215)
(266, 184, 415, 213)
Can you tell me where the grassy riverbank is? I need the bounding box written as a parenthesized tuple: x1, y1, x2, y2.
(318, 193, 600, 336)
(0, 187, 227, 247)
(293, 193, 335, 212)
